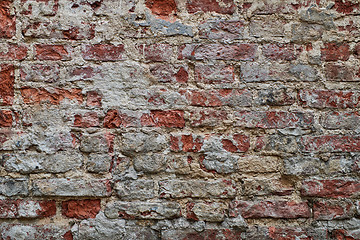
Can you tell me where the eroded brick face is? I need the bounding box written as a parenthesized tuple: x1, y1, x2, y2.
(1, 0, 360, 239)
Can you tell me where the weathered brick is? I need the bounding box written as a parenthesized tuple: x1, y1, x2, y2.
(202, 134, 250, 153)
(321, 111, 360, 130)
(35, 44, 71, 60)
(250, 16, 285, 38)
(32, 178, 112, 197)
(0, 0, 15, 38)
(0, 200, 56, 219)
(268, 227, 329, 240)
(199, 20, 245, 40)
(299, 90, 360, 109)
(0, 44, 28, 60)
(20, 64, 60, 83)
(138, 44, 173, 62)
(179, 44, 257, 61)
(313, 200, 355, 220)
(263, 43, 301, 61)
(238, 156, 282, 173)
(80, 132, 110, 153)
(86, 153, 112, 173)
(170, 134, 204, 152)
(255, 135, 298, 153)
(189, 109, 229, 127)
(194, 63, 235, 85)
(120, 131, 166, 155)
(149, 64, 188, 83)
(140, 110, 185, 128)
(62, 199, 101, 219)
(0, 224, 70, 240)
(186, 201, 226, 222)
(86, 91, 102, 107)
(105, 201, 181, 220)
(291, 23, 324, 43)
(284, 156, 325, 176)
(159, 179, 236, 198)
(325, 63, 356, 81)
(321, 43, 350, 61)
(186, 0, 236, 14)
(333, 0, 359, 14)
(182, 89, 252, 107)
(74, 112, 100, 128)
(114, 180, 156, 200)
(243, 178, 294, 196)
(163, 229, 242, 240)
(301, 135, 360, 153)
(3, 150, 83, 173)
(255, 89, 295, 106)
(230, 200, 311, 219)
(82, 44, 125, 61)
(0, 178, 28, 197)
(0, 64, 14, 105)
(301, 179, 360, 198)
(0, 110, 12, 127)
(235, 111, 313, 129)
(332, 229, 360, 240)
(21, 87, 83, 105)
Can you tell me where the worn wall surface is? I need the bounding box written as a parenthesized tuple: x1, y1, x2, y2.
(0, 0, 360, 239)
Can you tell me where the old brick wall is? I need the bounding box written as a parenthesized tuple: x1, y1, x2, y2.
(0, 0, 359, 239)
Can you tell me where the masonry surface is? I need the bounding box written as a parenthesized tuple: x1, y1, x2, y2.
(0, 0, 359, 239)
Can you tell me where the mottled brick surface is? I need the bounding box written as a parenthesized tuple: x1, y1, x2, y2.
(0, 0, 359, 238)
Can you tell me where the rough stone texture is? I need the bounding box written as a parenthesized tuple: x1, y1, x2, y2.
(1, 0, 360, 238)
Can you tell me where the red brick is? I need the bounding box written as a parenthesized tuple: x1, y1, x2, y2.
(263, 43, 301, 61)
(321, 43, 350, 61)
(0, 200, 56, 218)
(195, 63, 235, 84)
(299, 90, 360, 109)
(313, 200, 355, 220)
(186, 0, 236, 14)
(182, 89, 252, 107)
(333, 0, 359, 14)
(103, 109, 138, 128)
(150, 64, 188, 83)
(82, 44, 125, 61)
(86, 91, 102, 107)
(0, 110, 12, 127)
(222, 134, 250, 153)
(170, 134, 203, 152)
(325, 63, 355, 81)
(354, 43, 360, 58)
(74, 112, 99, 128)
(0, 44, 28, 60)
(0, 64, 14, 106)
(235, 111, 313, 129)
(0, 0, 15, 38)
(138, 44, 173, 62)
(145, 0, 177, 17)
(332, 229, 360, 240)
(62, 199, 101, 219)
(35, 44, 71, 60)
(301, 179, 360, 198)
(179, 44, 257, 61)
(229, 200, 311, 219)
(21, 87, 83, 105)
(189, 109, 229, 127)
(141, 110, 185, 128)
(301, 135, 360, 153)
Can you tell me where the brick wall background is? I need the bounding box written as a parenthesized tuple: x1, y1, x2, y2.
(0, 0, 360, 239)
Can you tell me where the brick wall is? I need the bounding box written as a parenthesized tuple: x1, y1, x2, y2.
(0, 0, 360, 239)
